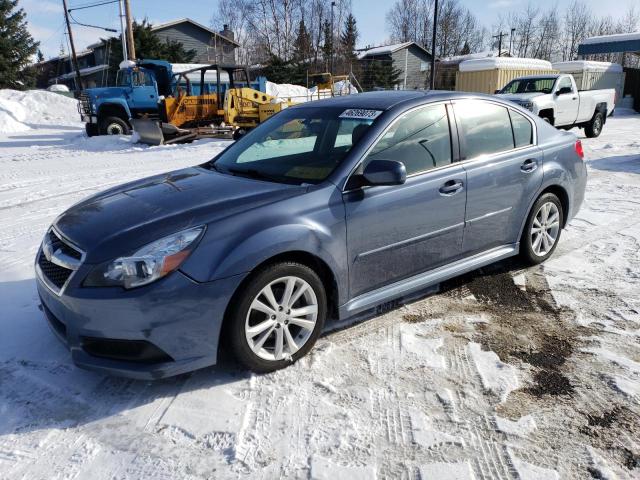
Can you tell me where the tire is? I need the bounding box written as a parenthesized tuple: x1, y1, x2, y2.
(227, 262, 327, 373)
(85, 122, 99, 137)
(584, 111, 603, 138)
(520, 193, 564, 265)
(100, 116, 131, 136)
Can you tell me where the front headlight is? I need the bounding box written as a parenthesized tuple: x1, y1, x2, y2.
(521, 101, 534, 111)
(84, 226, 205, 289)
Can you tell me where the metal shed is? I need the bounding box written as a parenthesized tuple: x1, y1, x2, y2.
(456, 58, 556, 94)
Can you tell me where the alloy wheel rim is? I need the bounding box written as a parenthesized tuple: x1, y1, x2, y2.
(245, 276, 318, 361)
(531, 202, 560, 257)
(594, 116, 602, 134)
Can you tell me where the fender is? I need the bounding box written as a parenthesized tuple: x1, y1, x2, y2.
(516, 151, 578, 241)
(96, 99, 132, 120)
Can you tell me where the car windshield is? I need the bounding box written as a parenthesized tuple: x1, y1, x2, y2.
(500, 77, 556, 94)
(210, 107, 380, 184)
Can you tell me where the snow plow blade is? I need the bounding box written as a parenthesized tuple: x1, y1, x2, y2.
(130, 118, 168, 146)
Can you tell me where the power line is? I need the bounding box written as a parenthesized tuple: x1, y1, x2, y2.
(68, 10, 117, 31)
(67, 0, 119, 12)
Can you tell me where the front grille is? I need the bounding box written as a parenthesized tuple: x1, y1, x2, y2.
(48, 230, 82, 260)
(38, 251, 73, 288)
(37, 228, 84, 294)
(79, 94, 92, 115)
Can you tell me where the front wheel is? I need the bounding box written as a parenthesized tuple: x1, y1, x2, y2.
(227, 262, 327, 372)
(100, 116, 131, 136)
(584, 111, 603, 138)
(520, 193, 564, 265)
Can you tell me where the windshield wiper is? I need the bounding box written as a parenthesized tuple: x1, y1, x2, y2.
(226, 167, 286, 183)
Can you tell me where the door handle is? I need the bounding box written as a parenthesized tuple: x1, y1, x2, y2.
(521, 159, 538, 173)
(439, 179, 464, 195)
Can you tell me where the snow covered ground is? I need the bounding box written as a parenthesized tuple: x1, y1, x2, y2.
(0, 95, 639, 479)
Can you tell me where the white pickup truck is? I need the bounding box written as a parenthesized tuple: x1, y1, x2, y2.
(495, 74, 616, 138)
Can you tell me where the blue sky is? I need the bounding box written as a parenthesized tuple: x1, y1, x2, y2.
(22, 0, 637, 59)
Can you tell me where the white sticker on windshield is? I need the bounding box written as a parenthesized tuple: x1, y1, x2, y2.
(339, 109, 382, 120)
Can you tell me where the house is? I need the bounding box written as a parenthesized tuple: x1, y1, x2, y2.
(357, 42, 433, 90)
(35, 18, 239, 90)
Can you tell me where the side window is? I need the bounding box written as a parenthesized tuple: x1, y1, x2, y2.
(510, 110, 533, 148)
(365, 104, 452, 175)
(557, 77, 573, 93)
(454, 101, 514, 159)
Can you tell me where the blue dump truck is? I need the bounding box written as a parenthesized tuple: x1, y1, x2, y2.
(78, 59, 265, 137)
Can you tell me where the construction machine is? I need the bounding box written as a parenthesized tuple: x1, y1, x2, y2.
(132, 64, 292, 145)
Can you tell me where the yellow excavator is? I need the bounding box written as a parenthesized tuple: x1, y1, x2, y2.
(132, 64, 292, 145)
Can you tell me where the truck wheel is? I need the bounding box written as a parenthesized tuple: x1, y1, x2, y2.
(100, 116, 131, 136)
(585, 112, 603, 138)
(85, 123, 99, 137)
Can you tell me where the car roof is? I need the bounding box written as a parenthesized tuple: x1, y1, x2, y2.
(290, 90, 482, 111)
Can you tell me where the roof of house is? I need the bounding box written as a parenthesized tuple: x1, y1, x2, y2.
(578, 31, 640, 55)
(552, 60, 623, 73)
(151, 18, 240, 47)
(357, 42, 431, 59)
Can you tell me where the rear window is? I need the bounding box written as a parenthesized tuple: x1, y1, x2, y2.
(510, 110, 533, 148)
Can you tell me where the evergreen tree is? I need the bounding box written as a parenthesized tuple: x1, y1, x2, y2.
(460, 42, 471, 55)
(361, 59, 402, 91)
(321, 20, 333, 71)
(340, 13, 358, 72)
(105, 20, 197, 83)
(36, 49, 44, 63)
(0, 0, 39, 89)
(293, 19, 312, 63)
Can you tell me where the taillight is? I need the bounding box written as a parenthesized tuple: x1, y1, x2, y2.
(575, 139, 584, 160)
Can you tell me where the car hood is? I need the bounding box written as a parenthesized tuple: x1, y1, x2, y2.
(83, 86, 129, 101)
(54, 166, 306, 263)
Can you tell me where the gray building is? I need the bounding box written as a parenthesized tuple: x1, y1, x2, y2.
(36, 18, 239, 90)
(358, 42, 433, 90)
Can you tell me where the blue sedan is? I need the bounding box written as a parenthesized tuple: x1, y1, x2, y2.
(36, 91, 587, 378)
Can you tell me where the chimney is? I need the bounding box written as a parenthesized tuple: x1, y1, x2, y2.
(220, 24, 234, 42)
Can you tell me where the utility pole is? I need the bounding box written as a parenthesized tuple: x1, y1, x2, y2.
(118, 0, 128, 62)
(493, 31, 507, 57)
(62, 0, 83, 92)
(330, 1, 336, 75)
(429, 0, 439, 90)
(509, 28, 516, 56)
(124, 0, 135, 60)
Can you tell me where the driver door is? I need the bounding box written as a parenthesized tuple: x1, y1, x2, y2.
(130, 70, 158, 113)
(343, 103, 467, 298)
(554, 77, 578, 126)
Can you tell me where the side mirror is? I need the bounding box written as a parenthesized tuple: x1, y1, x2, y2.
(362, 160, 407, 187)
(494, 89, 501, 94)
(556, 87, 572, 95)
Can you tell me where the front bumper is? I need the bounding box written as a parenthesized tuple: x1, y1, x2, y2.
(36, 265, 245, 380)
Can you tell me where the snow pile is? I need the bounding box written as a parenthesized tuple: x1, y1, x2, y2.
(265, 81, 311, 103)
(266, 80, 358, 104)
(0, 89, 80, 133)
(459, 57, 554, 73)
(47, 84, 70, 93)
(553, 60, 623, 73)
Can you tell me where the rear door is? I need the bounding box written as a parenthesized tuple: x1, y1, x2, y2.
(344, 103, 467, 298)
(452, 100, 543, 255)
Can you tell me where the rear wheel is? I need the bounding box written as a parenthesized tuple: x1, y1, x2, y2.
(227, 262, 327, 372)
(520, 193, 564, 265)
(100, 116, 131, 136)
(585, 111, 603, 138)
